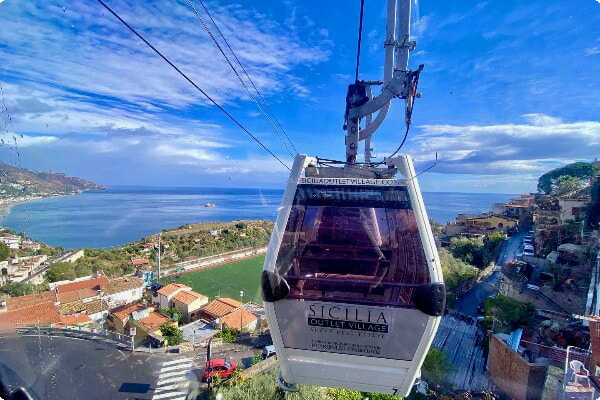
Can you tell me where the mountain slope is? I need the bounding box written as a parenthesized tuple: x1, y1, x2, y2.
(0, 162, 105, 196)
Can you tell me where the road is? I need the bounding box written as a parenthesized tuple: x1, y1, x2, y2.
(454, 232, 526, 316)
(0, 335, 198, 400)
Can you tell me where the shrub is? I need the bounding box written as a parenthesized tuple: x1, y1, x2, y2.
(159, 323, 183, 345)
(421, 348, 454, 386)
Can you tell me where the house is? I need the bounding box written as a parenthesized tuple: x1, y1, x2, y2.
(156, 283, 208, 323)
(559, 198, 589, 223)
(98, 276, 144, 308)
(129, 258, 151, 268)
(57, 298, 110, 325)
(59, 313, 93, 328)
(107, 302, 176, 346)
(0, 301, 61, 332)
(0, 235, 21, 249)
(445, 213, 517, 237)
(170, 290, 209, 323)
(219, 309, 258, 331)
(199, 297, 242, 322)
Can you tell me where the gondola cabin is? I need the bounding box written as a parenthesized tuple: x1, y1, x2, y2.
(263, 154, 445, 396)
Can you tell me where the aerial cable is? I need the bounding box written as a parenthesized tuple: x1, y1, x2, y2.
(354, 0, 366, 82)
(184, 0, 296, 158)
(193, 0, 298, 155)
(95, 0, 290, 171)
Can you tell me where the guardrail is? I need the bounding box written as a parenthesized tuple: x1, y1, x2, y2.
(14, 325, 133, 350)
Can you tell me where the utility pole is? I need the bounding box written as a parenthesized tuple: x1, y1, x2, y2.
(157, 232, 162, 282)
(239, 290, 244, 336)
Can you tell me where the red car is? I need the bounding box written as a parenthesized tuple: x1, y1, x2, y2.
(202, 358, 237, 382)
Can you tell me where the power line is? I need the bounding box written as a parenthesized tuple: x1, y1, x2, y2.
(95, 0, 290, 171)
(184, 0, 295, 158)
(194, 0, 298, 156)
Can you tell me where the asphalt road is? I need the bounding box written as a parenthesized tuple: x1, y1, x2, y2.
(0, 334, 197, 400)
(454, 232, 526, 316)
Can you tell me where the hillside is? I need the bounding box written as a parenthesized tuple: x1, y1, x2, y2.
(0, 162, 105, 197)
(537, 161, 598, 194)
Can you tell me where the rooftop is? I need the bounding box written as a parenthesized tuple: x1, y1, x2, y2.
(56, 288, 98, 304)
(60, 313, 92, 325)
(5, 291, 56, 311)
(0, 301, 61, 328)
(99, 276, 143, 295)
(220, 309, 258, 330)
(136, 311, 173, 332)
(157, 283, 190, 298)
(172, 290, 208, 305)
(111, 302, 148, 320)
(202, 297, 242, 319)
(58, 298, 109, 316)
(56, 276, 110, 294)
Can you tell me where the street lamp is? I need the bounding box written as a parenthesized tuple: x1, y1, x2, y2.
(239, 290, 244, 335)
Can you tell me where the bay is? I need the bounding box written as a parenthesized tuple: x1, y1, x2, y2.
(0, 186, 516, 249)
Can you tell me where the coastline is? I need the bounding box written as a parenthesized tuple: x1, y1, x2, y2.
(0, 192, 82, 220)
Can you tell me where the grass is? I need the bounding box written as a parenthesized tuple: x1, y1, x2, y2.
(165, 255, 265, 302)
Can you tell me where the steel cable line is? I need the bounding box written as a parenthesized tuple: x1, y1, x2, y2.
(95, 0, 290, 171)
(184, 0, 295, 158)
(354, 0, 366, 82)
(192, 0, 298, 156)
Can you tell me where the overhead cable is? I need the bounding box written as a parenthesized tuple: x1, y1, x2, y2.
(193, 0, 298, 155)
(95, 0, 290, 171)
(354, 0, 366, 82)
(185, 0, 296, 158)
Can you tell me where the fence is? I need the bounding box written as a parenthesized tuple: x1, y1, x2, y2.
(14, 324, 133, 350)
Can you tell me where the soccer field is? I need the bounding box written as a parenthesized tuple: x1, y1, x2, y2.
(168, 255, 265, 303)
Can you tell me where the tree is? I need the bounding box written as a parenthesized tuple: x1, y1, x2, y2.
(45, 262, 76, 282)
(449, 237, 483, 266)
(439, 248, 478, 306)
(159, 323, 183, 345)
(586, 179, 600, 229)
(421, 348, 454, 386)
(0, 282, 36, 297)
(538, 162, 594, 194)
(0, 243, 9, 261)
(484, 295, 536, 332)
(554, 175, 585, 196)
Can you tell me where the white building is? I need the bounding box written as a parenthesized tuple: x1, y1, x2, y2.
(0, 235, 21, 249)
(98, 276, 145, 308)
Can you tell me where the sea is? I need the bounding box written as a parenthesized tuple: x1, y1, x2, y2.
(0, 186, 517, 249)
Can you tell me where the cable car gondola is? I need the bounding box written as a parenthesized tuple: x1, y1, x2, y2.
(263, 155, 444, 396)
(262, 0, 444, 396)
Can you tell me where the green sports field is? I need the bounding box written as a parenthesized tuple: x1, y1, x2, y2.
(167, 255, 265, 303)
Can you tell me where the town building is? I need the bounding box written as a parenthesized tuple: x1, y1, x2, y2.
(98, 276, 144, 308)
(445, 214, 517, 237)
(134, 265, 155, 288)
(0, 235, 21, 249)
(199, 297, 242, 322)
(219, 309, 258, 331)
(155, 283, 208, 323)
(107, 302, 176, 347)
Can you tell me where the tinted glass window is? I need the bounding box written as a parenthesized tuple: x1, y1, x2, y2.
(275, 184, 430, 307)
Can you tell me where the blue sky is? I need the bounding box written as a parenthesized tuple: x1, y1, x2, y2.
(0, 0, 598, 193)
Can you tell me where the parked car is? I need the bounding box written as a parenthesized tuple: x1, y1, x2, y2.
(202, 358, 237, 382)
(262, 344, 276, 359)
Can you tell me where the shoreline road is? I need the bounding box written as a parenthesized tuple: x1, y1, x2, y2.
(454, 232, 526, 317)
(0, 335, 197, 400)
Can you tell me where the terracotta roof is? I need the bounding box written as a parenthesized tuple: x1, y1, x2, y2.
(130, 258, 150, 266)
(111, 302, 148, 320)
(56, 288, 98, 305)
(157, 283, 190, 297)
(56, 277, 110, 294)
(6, 291, 56, 310)
(58, 299, 109, 316)
(220, 309, 258, 330)
(136, 311, 173, 332)
(99, 276, 143, 295)
(172, 290, 208, 305)
(0, 301, 61, 327)
(60, 313, 92, 325)
(201, 298, 242, 318)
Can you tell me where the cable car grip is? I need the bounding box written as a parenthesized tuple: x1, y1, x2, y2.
(261, 270, 290, 302)
(412, 283, 446, 317)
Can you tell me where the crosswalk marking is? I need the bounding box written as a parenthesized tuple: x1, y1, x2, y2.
(152, 357, 193, 400)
